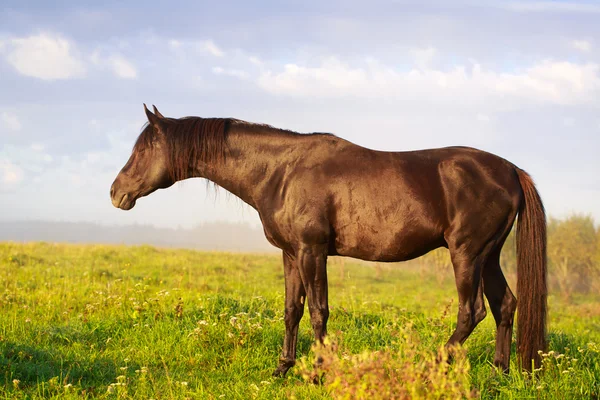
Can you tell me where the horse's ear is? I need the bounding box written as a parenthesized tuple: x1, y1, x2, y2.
(152, 105, 165, 119)
(144, 103, 163, 128)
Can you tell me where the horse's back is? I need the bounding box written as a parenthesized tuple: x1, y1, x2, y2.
(316, 144, 521, 261)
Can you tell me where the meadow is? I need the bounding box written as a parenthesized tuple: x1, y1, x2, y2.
(1, 242, 599, 399)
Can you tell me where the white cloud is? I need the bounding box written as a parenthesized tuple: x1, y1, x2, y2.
(197, 40, 224, 57)
(90, 50, 101, 65)
(248, 56, 263, 66)
(212, 66, 248, 79)
(258, 58, 367, 96)
(169, 39, 183, 49)
(0, 159, 24, 189)
(0, 145, 54, 181)
(476, 113, 490, 123)
(30, 143, 45, 152)
(504, 2, 600, 13)
(410, 47, 437, 69)
(107, 55, 138, 79)
(1, 111, 22, 131)
(3, 33, 85, 80)
(168, 38, 225, 59)
(257, 57, 600, 108)
(90, 51, 137, 79)
(572, 39, 592, 53)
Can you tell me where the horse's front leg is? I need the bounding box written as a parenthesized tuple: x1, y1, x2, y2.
(273, 251, 306, 377)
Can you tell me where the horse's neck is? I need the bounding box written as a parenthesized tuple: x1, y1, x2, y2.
(197, 128, 300, 210)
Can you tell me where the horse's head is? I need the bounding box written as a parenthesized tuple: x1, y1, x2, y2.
(110, 104, 174, 210)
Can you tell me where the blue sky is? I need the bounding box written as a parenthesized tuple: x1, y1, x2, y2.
(1, 0, 599, 228)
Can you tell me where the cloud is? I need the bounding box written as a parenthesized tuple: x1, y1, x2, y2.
(504, 1, 600, 13)
(258, 58, 367, 96)
(197, 40, 224, 57)
(2, 33, 85, 80)
(572, 39, 592, 53)
(30, 143, 45, 152)
(168, 38, 226, 60)
(30, 143, 52, 161)
(476, 113, 491, 123)
(1, 111, 22, 131)
(0, 159, 24, 189)
(257, 57, 600, 108)
(90, 51, 138, 79)
(410, 47, 437, 69)
(212, 66, 248, 79)
(107, 55, 138, 79)
(0, 144, 54, 174)
(169, 39, 183, 49)
(1, 32, 138, 81)
(248, 56, 263, 66)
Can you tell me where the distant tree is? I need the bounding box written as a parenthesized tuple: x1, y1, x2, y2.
(594, 226, 600, 292)
(547, 214, 597, 299)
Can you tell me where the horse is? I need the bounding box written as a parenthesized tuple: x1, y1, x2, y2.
(110, 104, 547, 376)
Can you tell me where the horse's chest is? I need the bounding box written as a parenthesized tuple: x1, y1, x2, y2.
(259, 214, 292, 252)
(259, 206, 330, 253)
(262, 224, 284, 249)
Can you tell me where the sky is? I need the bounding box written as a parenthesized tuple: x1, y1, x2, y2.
(0, 0, 599, 229)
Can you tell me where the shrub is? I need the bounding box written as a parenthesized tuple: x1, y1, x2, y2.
(298, 327, 477, 400)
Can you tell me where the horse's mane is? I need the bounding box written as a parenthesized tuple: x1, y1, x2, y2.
(134, 117, 230, 181)
(134, 116, 334, 181)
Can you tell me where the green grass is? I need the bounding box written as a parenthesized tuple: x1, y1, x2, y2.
(1, 242, 599, 399)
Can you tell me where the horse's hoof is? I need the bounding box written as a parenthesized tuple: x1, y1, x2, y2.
(272, 359, 295, 377)
(311, 373, 324, 385)
(493, 360, 510, 374)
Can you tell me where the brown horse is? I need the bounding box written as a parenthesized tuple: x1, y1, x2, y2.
(110, 105, 547, 376)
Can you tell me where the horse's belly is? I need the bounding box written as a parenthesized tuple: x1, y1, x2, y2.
(331, 223, 443, 262)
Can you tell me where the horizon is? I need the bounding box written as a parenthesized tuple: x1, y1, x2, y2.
(1, 0, 599, 228)
(0, 219, 275, 252)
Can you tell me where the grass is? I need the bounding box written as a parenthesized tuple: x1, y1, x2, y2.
(1, 242, 599, 399)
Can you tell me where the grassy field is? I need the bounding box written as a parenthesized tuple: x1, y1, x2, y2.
(1, 242, 599, 399)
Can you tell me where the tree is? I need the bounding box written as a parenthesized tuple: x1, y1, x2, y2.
(547, 214, 597, 299)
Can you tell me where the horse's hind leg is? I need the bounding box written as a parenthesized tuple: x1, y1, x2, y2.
(482, 249, 517, 373)
(445, 249, 489, 350)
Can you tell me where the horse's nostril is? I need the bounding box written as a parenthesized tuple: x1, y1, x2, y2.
(110, 185, 115, 198)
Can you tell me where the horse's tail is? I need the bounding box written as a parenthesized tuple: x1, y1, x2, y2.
(515, 168, 548, 371)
